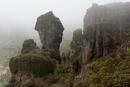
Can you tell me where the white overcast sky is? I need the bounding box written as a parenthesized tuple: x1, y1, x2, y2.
(0, 0, 130, 34)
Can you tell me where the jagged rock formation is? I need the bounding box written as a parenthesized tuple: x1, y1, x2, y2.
(35, 11, 64, 61)
(35, 11, 64, 62)
(82, 2, 130, 63)
(70, 29, 82, 73)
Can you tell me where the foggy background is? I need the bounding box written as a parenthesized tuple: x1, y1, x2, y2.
(0, 0, 130, 44)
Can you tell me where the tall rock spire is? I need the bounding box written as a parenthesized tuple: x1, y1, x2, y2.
(35, 11, 64, 52)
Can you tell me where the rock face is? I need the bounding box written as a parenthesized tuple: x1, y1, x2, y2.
(35, 11, 64, 52)
(82, 2, 130, 63)
(70, 29, 82, 73)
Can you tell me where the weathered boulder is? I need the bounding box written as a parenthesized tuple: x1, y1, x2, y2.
(82, 2, 130, 63)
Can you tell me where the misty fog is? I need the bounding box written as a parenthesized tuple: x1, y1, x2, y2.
(1, 0, 129, 40)
(0, 0, 129, 53)
(0, 0, 129, 55)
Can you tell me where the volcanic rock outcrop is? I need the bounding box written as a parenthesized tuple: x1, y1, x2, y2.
(82, 2, 130, 63)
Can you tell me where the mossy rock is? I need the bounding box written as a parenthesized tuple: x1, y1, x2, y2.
(21, 39, 37, 54)
(9, 55, 56, 77)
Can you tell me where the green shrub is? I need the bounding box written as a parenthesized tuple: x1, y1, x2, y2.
(127, 47, 130, 54)
(45, 74, 59, 86)
(74, 82, 88, 87)
(87, 56, 130, 87)
(9, 55, 56, 76)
